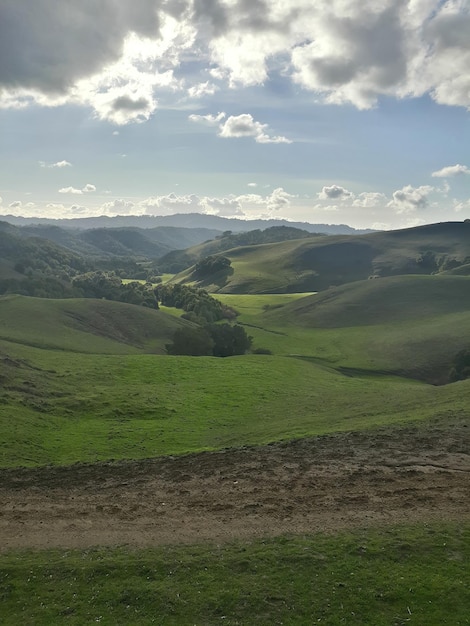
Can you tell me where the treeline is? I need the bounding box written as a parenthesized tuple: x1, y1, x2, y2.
(156, 284, 236, 323)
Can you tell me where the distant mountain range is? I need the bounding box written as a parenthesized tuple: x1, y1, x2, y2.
(0, 213, 374, 235)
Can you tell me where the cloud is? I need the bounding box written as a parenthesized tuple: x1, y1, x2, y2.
(1, 1, 469, 118)
(432, 164, 470, 178)
(101, 198, 136, 214)
(58, 187, 83, 195)
(188, 111, 226, 126)
(453, 199, 470, 213)
(219, 114, 292, 143)
(352, 192, 387, 208)
(388, 184, 434, 214)
(190, 111, 292, 143)
(318, 185, 353, 200)
(39, 160, 72, 168)
(58, 183, 96, 195)
(0, 2, 160, 94)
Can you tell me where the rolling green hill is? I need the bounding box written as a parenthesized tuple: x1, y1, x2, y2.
(0, 295, 189, 354)
(158, 225, 318, 273)
(268, 274, 470, 327)
(216, 277, 470, 384)
(172, 221, 470, 293)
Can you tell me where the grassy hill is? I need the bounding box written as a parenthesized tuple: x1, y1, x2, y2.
(216, 276, 470, 384)
(269, 274, 470, 327)
(0, 295, 188, 354)
(158, 225, 317, 273)
(172, 221, 470, 293)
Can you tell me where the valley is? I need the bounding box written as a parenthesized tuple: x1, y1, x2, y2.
(0, 219, 469, 624)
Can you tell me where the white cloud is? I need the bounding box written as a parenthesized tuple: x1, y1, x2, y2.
(388, 184, 434, 214)
(453, 199, 470, 213)
(58, 187, 83, 195)
(352, 192, 387, 208)
(247, 182, 258, 188)
(39, 160, 72, 168)
(189, 111, 292, 143)
(58, 184, 96, 195)
(188, 111, 226, 126)
(219, 114, 292, 144)
(101, 198, 137, 214)
(432, 164, 470, 178)
(318, 185, 353, 200)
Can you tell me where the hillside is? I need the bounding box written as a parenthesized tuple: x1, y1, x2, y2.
(0, 295, 189, 354)
(172, 221, 470, 293)
(269, 274, 470, 327)
(158, 226, 318, 272)
(0, 220, 221, 259)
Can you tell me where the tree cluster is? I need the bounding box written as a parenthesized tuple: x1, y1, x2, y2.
(166, 323, 252, 357)
(156, 284, 236, 323)
(193, 255, 232, 279)
(72, 271, 159, 308)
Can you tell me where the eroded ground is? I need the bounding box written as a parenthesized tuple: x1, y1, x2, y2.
(1, 419, 469, 551)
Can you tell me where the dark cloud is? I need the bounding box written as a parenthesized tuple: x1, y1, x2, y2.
(112, 96, 150, 111)
(0, 1, 160, 93)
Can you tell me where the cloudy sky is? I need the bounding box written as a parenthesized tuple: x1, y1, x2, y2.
(0, 0, 469, 230)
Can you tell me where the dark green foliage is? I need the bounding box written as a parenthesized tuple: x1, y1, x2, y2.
(208, 323, 252, 357)
(194, 255, 232, 278)
(166, 323, 252, 357)
(166, 326, 214, 356)
(449, 349, 470, 382)
(157, 284, 236, 322)
(73, 272, 159, 308)
(252, 347, 273, 355)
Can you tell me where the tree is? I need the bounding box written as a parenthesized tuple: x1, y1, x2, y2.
(449, 349, 470, 382)
(208, 323, 252, 357)
(166, 326, 214, 356)
(194, 255, 231, 278)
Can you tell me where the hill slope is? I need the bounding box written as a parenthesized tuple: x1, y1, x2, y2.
(173, 221, 470, 293)
(0, 295, 188, 353)
(269, 274, 470, 327)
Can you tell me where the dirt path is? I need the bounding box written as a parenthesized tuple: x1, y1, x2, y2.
(1, 420, 469, 551)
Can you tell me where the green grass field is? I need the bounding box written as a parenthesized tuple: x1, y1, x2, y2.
(1, 523, 468, 625)
(2, 280, 470, 466)
(2, 336, 470, 467)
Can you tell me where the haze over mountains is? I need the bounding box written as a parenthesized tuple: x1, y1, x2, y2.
(0, 213, 373, 235)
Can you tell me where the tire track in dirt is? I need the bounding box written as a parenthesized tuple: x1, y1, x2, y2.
(1, 421, 469, 551)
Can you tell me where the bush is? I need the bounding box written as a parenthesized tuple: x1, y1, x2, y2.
(449, 349, 470, 382)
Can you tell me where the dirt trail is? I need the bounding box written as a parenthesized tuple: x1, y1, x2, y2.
(1, 421, 469, 551)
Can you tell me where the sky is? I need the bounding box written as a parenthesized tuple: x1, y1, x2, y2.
(0, 0, 469, 231)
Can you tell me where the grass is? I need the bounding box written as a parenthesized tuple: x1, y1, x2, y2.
(0, 295, 186, 354)
(0, 523, 468, 625)
(172, 221, 470, 294)
(2, 281, 470, 466)
(215, 283, 470, 383)
(2, 336, 470, 467)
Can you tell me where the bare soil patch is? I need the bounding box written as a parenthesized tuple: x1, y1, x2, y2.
(1, 420, 469, 551)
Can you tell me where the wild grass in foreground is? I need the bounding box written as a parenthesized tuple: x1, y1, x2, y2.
(3, 337, 470, 467)
(0, 524, 468, 625)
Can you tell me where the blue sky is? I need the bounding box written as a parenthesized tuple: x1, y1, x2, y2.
(0, 0, 469, 230)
